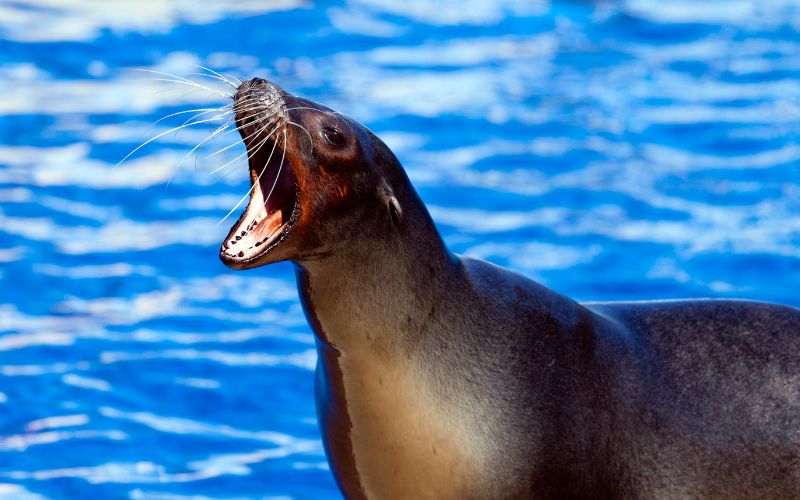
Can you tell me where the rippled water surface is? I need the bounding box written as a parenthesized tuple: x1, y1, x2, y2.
(1, 1, 800, 498)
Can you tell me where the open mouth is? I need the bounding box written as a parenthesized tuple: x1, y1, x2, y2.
(219, 124, 299, 267)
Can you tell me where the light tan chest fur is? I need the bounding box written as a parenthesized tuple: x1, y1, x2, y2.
(336, 352, 484, 500)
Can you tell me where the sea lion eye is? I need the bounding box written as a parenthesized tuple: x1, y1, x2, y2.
(322, 126, 345, 147)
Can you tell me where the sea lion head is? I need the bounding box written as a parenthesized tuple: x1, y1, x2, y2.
(219, 78, 405, 270)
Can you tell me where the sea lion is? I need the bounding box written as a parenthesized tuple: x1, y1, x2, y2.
(218, 78, 800, 499)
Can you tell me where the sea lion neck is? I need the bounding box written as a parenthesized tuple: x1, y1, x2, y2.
(294, 191, 458, 357)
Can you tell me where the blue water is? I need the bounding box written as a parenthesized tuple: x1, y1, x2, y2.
(1, 1, 799, 498)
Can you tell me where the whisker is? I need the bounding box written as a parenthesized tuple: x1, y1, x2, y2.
(230, 99, 271, 117)
(203, 119, 258, 144)
(208, 122, 281, 175)
(287, 121, 314, 153)
(210, 110, 269, 144)
(134, 67, 228, 90)
(222, 72, 243, 85)
(232, 100, 264, 112)
(150, 77, 233, 99)
(180, 118, 234, 166)
(219, 120, 280, 177)
(153, 106, 230, 126)
(177, 107, 231, 129)
(117, 115, 228, 168)
(263, 129, 288, 209)
(232, 96, 283, 115)
(187, 72, 234, 87)
(164, 119, 234, 190)
(234, 92, 285, 108)
(227, 99, 287, 133)
(231, 101, 263, 115)
(206, 127, 258, 158)
(180, 111, 264, 157)
(195, 65, 240, 89)
(217, 126, 282, 226)
(139, 106, 230, 146)
(133, 69, 233, 98)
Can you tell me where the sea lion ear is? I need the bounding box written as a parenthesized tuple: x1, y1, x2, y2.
(381, 182, 402, 226)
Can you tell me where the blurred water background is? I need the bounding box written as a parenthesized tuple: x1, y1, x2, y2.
(1, 0, 799, 498)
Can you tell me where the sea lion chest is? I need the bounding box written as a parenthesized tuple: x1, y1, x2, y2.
(315, 351, 483, 500)
(301, 274, 487, 499)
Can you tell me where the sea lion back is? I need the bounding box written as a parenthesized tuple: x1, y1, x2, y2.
(587, 299, 800, 498)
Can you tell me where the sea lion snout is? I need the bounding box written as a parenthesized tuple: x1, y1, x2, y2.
(235, 78, 285, 115)
(237, 76, 280, 96)
(233, 78, 288, 143)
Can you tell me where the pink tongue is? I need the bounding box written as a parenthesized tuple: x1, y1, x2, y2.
(240, 208, 284, 251)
